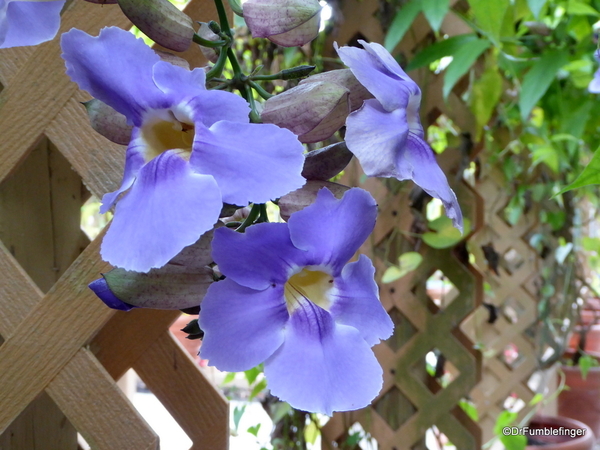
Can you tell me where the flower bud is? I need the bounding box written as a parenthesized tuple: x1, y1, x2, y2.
(243, 0, 321, 47)
(90, 229, 217, 310)
(278, 180, 350, 220)
(261, 81, 349, 143)
(196, 22, 221, 64)
(299, 68, 373, 112)
(83, 99, 132, 145)
(302, 141, 353, 181)
(117, 0, 195, 52)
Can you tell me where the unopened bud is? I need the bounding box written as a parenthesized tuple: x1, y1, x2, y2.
(197, 22, 221, 63)
(261, 81, 349, 143)
(243, 0, 321, 47)
(83, 99, 132, 145)
(299, 69, 373, 112)
(281, 65, 316, 80)
(117, 0, 195, 52)
(279, 181, 350, 221)
(302, 142, 353, 181)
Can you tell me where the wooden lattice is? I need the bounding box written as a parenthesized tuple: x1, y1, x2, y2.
(462, 165, 541, 444)
(0, 2, 228, 449)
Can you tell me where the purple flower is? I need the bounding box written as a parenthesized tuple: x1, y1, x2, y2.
(199, 188, 394, 414)
(336, 40, 463, 231)
(61, 27, 305, 272)
(0, 0, 65, 48)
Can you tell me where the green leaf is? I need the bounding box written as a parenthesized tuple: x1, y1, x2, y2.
(244, 366, 261, 385)
(567, 0, 600, 15)
(443, 39, 491, 98)
(458, 399, 479, 421)
(247, 424, 261, 437)
(579, 354, 599, 379)
(384, 0, 422, 51)
(304, 420, 319, 445)
(381, 252, 423, 283)
(556, 145, 600, 194)
(527, 0, 546, 18)
(500, 434, 527, 450)
(494, 410, 518, 434)
(555, 242, 573, 264)
(470, 63, 503, 137)
(233, 405, 246, 431)
(531, 144, 559, 173)
(583, 236, 600, 252)
(468, 0, 510, 45)
(422, 0, 449, 32)
(222, 372, 236, 385)
(249, 378, 268, 400)
(406, 34, 478, 71)
(422, 217, 471, 249)
(529, 393, 544, 405)
(519, 50, 569, 120)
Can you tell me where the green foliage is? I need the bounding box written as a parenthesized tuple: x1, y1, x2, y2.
(422, 0, 450, 33)
(422, 217, 472, 249)
(558, 145, 600, 194)
(443, 39, 491, 98)
(468, 0, 510, 46)
(578, 354, 599, 379)
(519, 50, 569, 120)
(381, 252, 423, 283)
(384, 0, 422, 51)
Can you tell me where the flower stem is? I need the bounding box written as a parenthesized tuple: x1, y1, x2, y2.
(236, 204, 262, 232)
(248, 80, 273, 100)
(192, 34, 228, 48)
(205, 47, 229, 80)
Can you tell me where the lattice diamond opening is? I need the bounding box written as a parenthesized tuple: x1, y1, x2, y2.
(426, 270, 459, 311)
(502, 247, 525, 275)
(498, 342, 526, 370)
(424, 426, 456, 450)
(0, 137, 91, 293)
(374, 387, 417, 431)
(503, 297, 526, 324)
(385, 307, 417, 352)
(81, 195, 112, 241)
(410, 349, 461, 394)
(501, 392, 526, 413)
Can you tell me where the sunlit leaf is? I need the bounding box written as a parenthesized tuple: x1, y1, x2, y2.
(384, 0, 422, 51)
(468, 0, 510, 45)
(470, 63, 503, 138)
(500, 434, 527, 450)
(249, 378, 268, 399)
(381, 252, 423, 283)
(458, 399, 479, 421)
(406, 34, 478, 71)
(519, 49, 569, 120)
(579, 354, 599, 380)
(304, 420, 319, 445)
(422, 217, 472, 249)
(557, 145, 600, 194)
(567, 0, 599, 16)
(583, 237, 600, 253)
(247, 424, 261, 437)
(443, 39, 491, 98)
(529, 393, 544, 405)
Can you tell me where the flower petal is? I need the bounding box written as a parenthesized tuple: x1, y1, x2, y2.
(99, 127, 146, 213)
(61, 27, 165, 126)
(330, 255, 393, 346)
(152, 61, 206, 97)
(401, 134, 463, 231)
(101, 150, 222, 272)
(265, 303, 383, 415)
(589, 69, 600, 93)
(287, 188, 377, 275)
(0, 0, 65, 49)
(199, 278, 289, 372)
(89, 277, 136, 311)
(212, 224, 308, 290)
(345, 99, 408, 178)
(336, 42, 417, 112)
(191, 121, 305, 205)
(185, 91, 251, 127)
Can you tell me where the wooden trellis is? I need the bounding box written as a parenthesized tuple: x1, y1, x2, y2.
(321, 0, 545, 449)
(463, 165, 541, 444)
(0, 2, 228, 449)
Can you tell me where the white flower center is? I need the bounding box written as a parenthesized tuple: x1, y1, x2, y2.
(284, 268, 333, 314)
(140, 110, 195, 162)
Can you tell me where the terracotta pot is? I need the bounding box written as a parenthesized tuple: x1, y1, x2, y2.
(568, 324, 600, 354)
(558, 364, 600, 441)
(525, 415, 594, 449)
